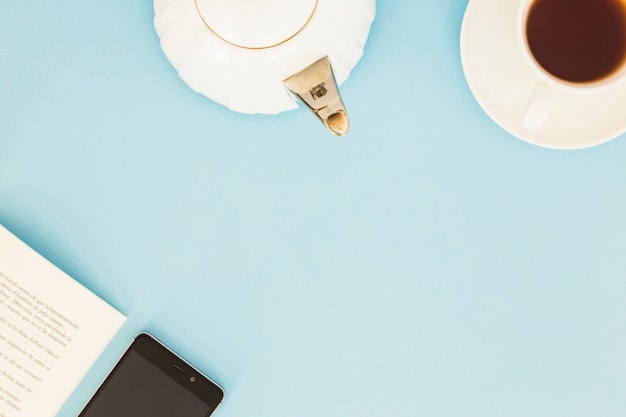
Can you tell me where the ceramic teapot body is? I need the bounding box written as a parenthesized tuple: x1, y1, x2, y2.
(153, 0, 375, 135)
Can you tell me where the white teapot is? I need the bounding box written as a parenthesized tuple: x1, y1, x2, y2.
(153, 0, 376, 135)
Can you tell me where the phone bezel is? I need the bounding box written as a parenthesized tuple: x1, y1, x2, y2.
(78, 332, 224, 416)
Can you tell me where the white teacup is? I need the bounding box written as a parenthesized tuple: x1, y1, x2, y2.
(516, 0, 626, 131)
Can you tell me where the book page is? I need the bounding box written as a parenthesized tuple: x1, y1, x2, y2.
(0, 226, 125, 417)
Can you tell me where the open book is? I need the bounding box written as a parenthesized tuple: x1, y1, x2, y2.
(0, 225, 126, 417)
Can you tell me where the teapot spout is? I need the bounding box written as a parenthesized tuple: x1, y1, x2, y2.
(283, 56, 350, 136)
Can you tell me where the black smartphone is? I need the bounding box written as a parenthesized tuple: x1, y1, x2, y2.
(78, 333, 224, 417)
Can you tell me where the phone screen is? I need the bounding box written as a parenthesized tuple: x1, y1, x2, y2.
(78, 334, 223, 417)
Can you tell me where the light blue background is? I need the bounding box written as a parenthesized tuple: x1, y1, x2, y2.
(2, 1, 626, 417)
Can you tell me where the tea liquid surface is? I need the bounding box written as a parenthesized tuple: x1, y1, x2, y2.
(526, 0, 626, 83)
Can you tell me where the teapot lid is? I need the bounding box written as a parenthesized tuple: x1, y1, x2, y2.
(195, 0, 317, 49)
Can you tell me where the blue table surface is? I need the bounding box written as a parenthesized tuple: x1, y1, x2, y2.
(2, 1, 626, 417)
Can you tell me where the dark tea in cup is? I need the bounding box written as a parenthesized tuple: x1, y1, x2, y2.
(525, 0, 626, 83)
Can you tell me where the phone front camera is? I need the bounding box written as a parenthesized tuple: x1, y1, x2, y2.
(190, 377, 196, 382)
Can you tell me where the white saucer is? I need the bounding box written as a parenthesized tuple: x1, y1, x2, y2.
(460, 0, 626, 149)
